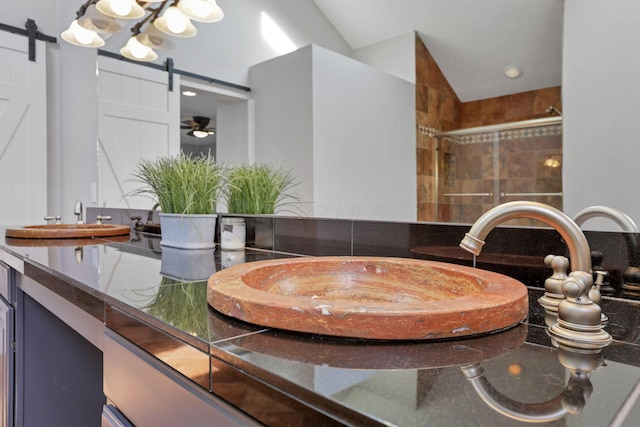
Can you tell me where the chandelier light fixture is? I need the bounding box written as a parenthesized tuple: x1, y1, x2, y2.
(61, 0, 224, 62)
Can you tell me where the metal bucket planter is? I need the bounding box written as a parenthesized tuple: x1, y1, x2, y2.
(159, 213, 217, 250)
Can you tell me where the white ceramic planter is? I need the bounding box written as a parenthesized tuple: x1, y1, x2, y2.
(159, 213, 217, 250)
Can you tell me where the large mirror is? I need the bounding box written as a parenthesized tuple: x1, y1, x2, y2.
(93, 1, 637, 230)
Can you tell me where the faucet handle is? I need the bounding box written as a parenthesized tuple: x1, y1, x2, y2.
(74, 200, 84, 224)
(130, 216, 144, 231)
(594, 270, 608, 289)
(96, 215, 112, 225)
(44, 215, 62, 224)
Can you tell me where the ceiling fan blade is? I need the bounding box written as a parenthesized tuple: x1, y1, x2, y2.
(193, 116, 210, 128)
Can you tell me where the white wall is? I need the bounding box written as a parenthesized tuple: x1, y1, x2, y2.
(352, 32, 416, 84)
(563, 0, 640, 230)
(250, 45, 416, 221)
(312, 46, 417, 221)
(250, 46, 315, 216)
(216, 99, 251, 164)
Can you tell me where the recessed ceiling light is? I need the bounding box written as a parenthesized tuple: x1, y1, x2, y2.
(503, 65, 523, 79)
(182, 90, 197, 96)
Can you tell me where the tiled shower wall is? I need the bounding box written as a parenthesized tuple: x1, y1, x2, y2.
(415, 34, 563, 223)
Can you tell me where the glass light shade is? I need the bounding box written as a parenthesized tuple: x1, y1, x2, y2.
(178, 0, 224, 23)
(96, 0, 145, 19)
(120, 36, 158, 62)
(154, 6, 197, 37)
(136, 24, 173, 50)
(61, 20, 105, 48)
(192, 129, 210, 139)
(77, 5, 121, 35)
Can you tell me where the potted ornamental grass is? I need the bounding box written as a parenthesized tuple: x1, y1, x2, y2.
(223, 163, 300, 248)
(131, 152, 224, 249)
(224, 163, 299, 215)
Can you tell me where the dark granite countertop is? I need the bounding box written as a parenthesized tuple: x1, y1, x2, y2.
(2, 223, 640, 426)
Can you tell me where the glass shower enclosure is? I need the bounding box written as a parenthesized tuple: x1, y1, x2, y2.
(433, 117, 563, 225)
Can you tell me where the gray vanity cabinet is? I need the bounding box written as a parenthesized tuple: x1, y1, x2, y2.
(14, 274, 104, 426)
(0, 261, 14, 427)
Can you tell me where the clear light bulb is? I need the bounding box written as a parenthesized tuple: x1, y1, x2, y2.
(165, 7, 188, 34)
(193, 130, 209, 138)
(72, 21, 96, 45)
(126, 37, 148, 59)
(189, 1, 215, 18)
(110, 0, 133, 17)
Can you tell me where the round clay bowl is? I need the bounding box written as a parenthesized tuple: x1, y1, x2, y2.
(5, 223, 131, 239)
(207, 256, 529, 340)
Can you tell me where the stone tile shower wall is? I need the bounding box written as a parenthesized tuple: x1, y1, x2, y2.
(415, 34, 563, 224)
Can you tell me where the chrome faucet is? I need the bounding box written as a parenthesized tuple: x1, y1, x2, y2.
(460, 201, 611, 350)
(74, 200, 84, 224)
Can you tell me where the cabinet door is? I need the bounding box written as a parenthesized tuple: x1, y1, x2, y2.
(0, 296, 14, 427)
(15, 291, 103, 426)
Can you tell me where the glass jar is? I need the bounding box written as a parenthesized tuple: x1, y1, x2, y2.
(220, 217, 246, 251)
(221, 250, 246, 269)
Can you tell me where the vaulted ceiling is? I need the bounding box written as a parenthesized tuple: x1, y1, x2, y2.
(182, 0, 564, 145)
(312, 0, 563, 102)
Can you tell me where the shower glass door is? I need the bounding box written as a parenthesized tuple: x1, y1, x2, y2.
(435, 120, 563, 225)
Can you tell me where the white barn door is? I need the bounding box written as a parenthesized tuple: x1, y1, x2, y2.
(0, 32, 47, 225)
(97, 57, 180, 209)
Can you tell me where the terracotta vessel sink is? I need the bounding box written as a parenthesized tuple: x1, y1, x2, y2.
(207, 256, 529, 341)
(5, 234, 130, 247)
(5, 223, 131, 239)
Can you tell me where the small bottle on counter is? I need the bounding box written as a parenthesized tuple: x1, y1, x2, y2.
(220, 217, 246, 251)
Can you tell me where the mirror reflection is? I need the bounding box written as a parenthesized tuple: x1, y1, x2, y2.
(89, 1, 634, 231)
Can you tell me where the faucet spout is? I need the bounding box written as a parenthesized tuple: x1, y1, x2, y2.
(74, 200, 84, 224)
(460, 201, 592, 273)
(573, 205, 640, 296)
(148, 202, 161, 223)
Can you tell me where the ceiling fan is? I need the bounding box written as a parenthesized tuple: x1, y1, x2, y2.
(181, 116, 215, 138)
